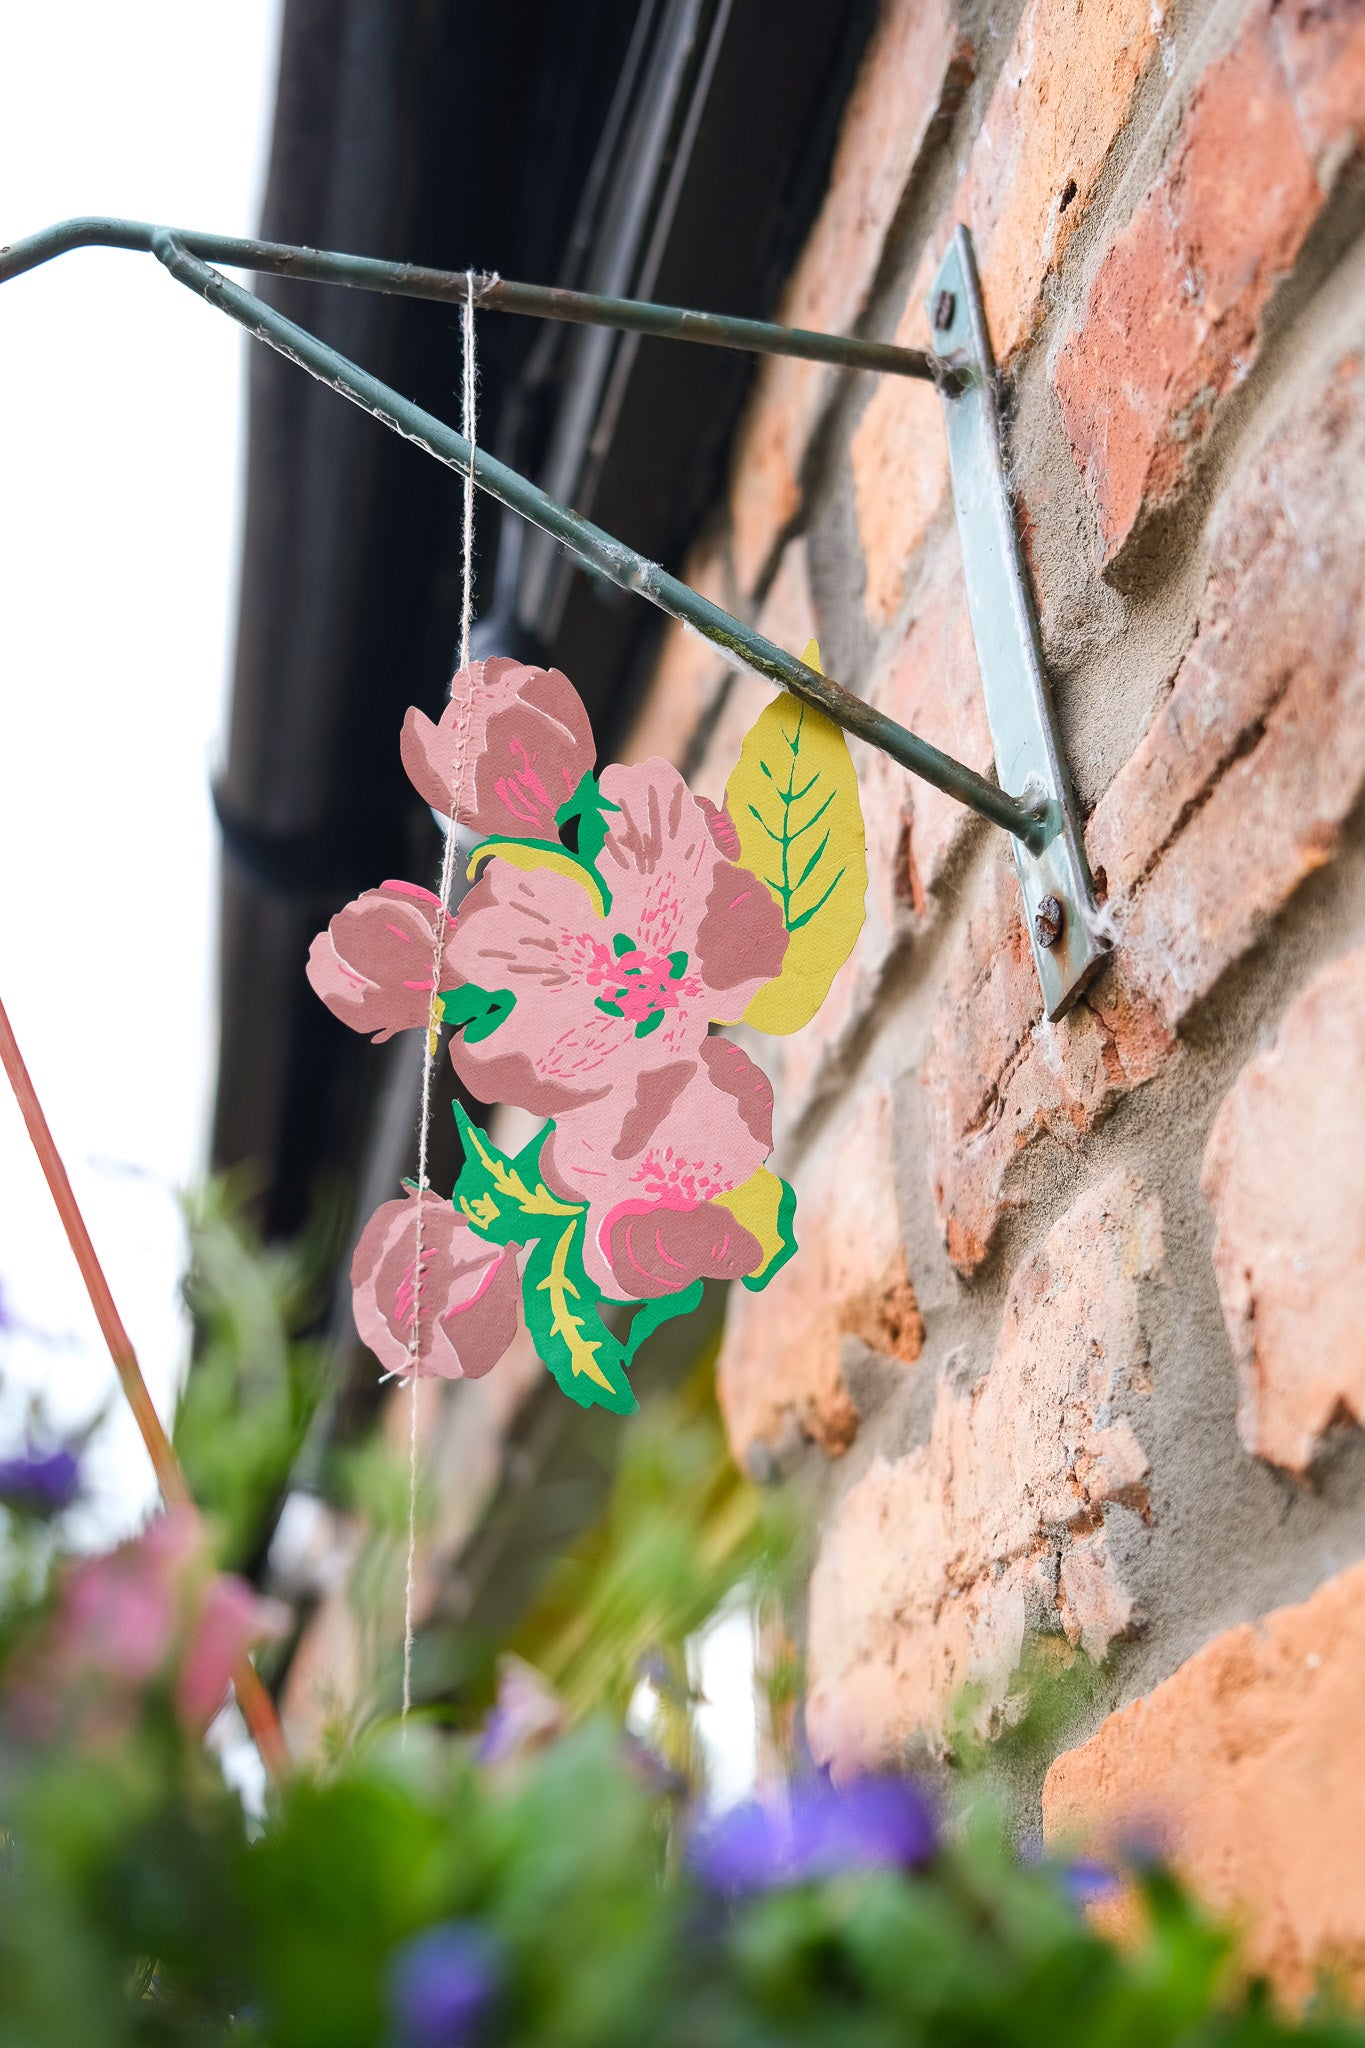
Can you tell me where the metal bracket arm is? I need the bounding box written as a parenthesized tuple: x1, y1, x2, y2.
(1, 216, 1110, 1021)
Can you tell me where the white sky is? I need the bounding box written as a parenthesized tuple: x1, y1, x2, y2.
(0, 3, 282, 1538)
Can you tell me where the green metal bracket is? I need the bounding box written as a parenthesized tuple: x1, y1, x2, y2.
(0, 216, 1110, 1017)
(927, 228, 1109, 1018)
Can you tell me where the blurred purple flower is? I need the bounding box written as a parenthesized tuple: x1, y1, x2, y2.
(476, 1655, 565, 1767)
(0, 1447, 81, 1518)
(689, 1774, 937, 1895)
(387, 1923, 500, 2048)
(1062, 1856, 1123, 1907)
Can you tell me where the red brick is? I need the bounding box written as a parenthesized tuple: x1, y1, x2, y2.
(922, 860, 1171, 1274)
(731, 0, 972, 594)
(926, 350, 1365, 1275)
(806, 1173, 1160, 1772)
(852, 0, 1160, 625)
(968, 0, 1163, 364)
(1055, 0, 1365, 564)
(1087, 350, 1365, 1030)
(871, 544, 993, 918)
(851, 245, 949, 631)
(687, 538, 814, 808)
(717, 1084, 918, 1462)
(618, 537, 734, 767)
(1043, 1562, 1365, 2007)
(777, 548, 990, 1123)
(1202, 943, 1365, 1476)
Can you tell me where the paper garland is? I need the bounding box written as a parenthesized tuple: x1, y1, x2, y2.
(308, 650, 866, 1414)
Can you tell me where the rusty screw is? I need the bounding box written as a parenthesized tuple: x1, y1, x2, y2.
(1034, 894, 1065, 949)
(932, 289, 956, 332)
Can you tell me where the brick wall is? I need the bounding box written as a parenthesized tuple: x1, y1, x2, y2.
(619, 0, 1365, 2000)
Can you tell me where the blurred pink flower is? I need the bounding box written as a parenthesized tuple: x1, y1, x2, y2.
(307, 880, 461, 1042)
(401, 657, 596, 841)
(446, 758, 786, 1119)
(178, 1573, 289, 1732)
(6, 1509, 288, 1745)
(544, 1039, 771, 1296)
(351, 1187, 520, 1380)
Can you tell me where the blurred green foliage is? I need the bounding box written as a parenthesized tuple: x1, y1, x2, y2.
(0, 1193, 1360, 2045)
(173, 1181, 331, 1573)
(509, 1357, 793, 1720)
(1, 1687, 1361, 2048)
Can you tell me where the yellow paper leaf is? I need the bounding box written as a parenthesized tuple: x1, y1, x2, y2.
(467, 839, 608, 918)
(725, 641, 866, 1035)
(713, 1166, 797, 1291)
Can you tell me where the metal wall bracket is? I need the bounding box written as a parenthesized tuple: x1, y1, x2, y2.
(927, 228, 1109, 1019)
(2, 214, 1110, 1019)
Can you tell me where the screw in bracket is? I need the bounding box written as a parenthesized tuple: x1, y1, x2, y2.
(932, 288, 956, 333)
(1033, 894, 1065, 949)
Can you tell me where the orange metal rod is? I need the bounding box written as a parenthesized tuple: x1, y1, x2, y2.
(0, 991, 289, 1781)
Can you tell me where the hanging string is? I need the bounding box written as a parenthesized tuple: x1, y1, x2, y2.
(402, 272, 480, 1731)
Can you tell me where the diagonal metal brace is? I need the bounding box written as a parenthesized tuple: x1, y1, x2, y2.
(0, 212, 1107, 977)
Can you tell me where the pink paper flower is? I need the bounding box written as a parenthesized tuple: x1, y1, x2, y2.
(5, 1509, 288, 1745)
(400, 658, 597, 841)
(307, 880, 461, 1042)
(445, 758, 787, 1119)
(351, 1186, 520, 1380)
(545, 1039, 770, 1296)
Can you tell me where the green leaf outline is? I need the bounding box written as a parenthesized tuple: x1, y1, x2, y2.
(439, 983, 515, 1043)
(449, 1105, 642, 1414)
(555, 770, 620, 887)
(740, 1174, 797, 1292)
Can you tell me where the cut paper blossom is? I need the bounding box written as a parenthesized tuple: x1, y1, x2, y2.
(315, 650, 865, 1411)
(445, 757, 787, 1117)
(543, 1040, 772, 1297)
(351, 1186, 520, 1381)
(401, 656, 595, 840)
(307, 880, 462, 1042)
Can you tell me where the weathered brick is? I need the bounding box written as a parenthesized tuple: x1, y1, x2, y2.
(717, 1084, 919, 1462)
(687, 538, 814, 808)
(922, 860, 1171, 1274)
(968, 0, 1162, 364)
(850, 248, 949, 631)
(1202, 943, 1365, 1477)
(871, 545, 992, 918)
(618, 538, 733, 767)
(776, 548, 990, 1124)
(1087, 350, 1365, 1030)
(731, 0, 972, 594)
(852, 0, 1160, 626)
(1055, 0, 1365, 564)
(926, 349, 1365, 1275)
(806, 1173, 1160, 1772)
(1043, 1562, 1365, 2006)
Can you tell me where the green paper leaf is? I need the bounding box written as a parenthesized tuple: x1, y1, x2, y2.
(621, 1280, 705, 1366)
(451, 1102, 581, 1247)
(440, 983, 515, 1042)
(523, 1216, 638, 1415)
(450, 1106, 643, 1414)
(556, 771, 620, 886)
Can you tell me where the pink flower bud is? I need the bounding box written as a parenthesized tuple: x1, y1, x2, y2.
(351, 1187, 520, 1380)
(306, 880, 460, 1042)
(400, 658, 596, 841)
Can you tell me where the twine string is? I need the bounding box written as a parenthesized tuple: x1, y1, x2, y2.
(402, 272, 479, 1730)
